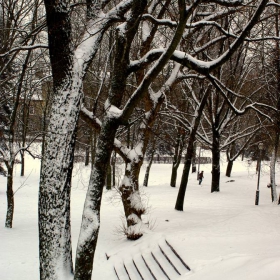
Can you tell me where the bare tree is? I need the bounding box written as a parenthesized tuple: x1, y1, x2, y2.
(0, 0, 44, 228)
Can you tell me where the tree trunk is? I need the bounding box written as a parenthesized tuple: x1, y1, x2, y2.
(39, 127, 76, 279)
(106, 162, 112, 190)
(91, 130, 97, 168)
(226, 143, 236, 177)
(170, 131, 184, 187)
(39, 1, 76, 276)
(74, 118, 118, 280)
(143, 150, 154, 187)
(20, 151, 25, 176)
(112, 151, 116, 186)
(269, 133, 278, 202)
(211, 135, 220, 193)
(191, 157, 196, 173)
(5, 165, 14, 228)
(226, 160, 233, 177)
(170, 164, 179, 188)
(85, 146, 90, 166)
(175, 156, 192, 211)
(175, 90, 210, 210)
(120, 161, 145, 240)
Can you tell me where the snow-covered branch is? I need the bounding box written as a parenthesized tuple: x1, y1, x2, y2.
(208, 74, 276, 122)
(0, 44, 49, 58)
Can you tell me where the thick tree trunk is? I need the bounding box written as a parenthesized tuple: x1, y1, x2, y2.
(120, 161, 145, 240)
(5, 165, 14, 228)
(39, 124, 77, 279)
(211, 135, 220, 193)
(39, 1, 76, 277)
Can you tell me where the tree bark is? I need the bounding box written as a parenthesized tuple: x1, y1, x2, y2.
(120, 160, 145, 240)
(5, 165, 14, 228)
(20, 151, 25, 177)
(175, 156, 192, 211)
(226, 143, 235, 177)
(170, 130, 184, 187)
(211, 132, 220, 193)
(225, 160, 233, 178)
(143, 150, 154, 187)
(74, 118, 118, 280)
(106, 161, 112, 190)
(39, 1, 75, 279)
(269, 133, 278, 202)
(85, 146, 90, 166)
(112, 151, 116, 186)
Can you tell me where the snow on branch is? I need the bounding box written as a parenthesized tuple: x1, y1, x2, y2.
(221, 124, 263, 150)
(0, 44, 49, 57)
(142, 14, 177, 28)
(120, 0, 197, 123)
(208, 74, 276, 123)
(12, 133, 43, 161)
(170, 0, 269, 74)
(80, 105, 102, 130)
(128, 48, 164, 74)
(0, 147, 9, 162)
(187, 21, 237, 38)
(210, 0, 243, 6)
(80, 105, 131, 161)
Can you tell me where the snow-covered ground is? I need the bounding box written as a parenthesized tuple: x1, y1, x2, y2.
(1, 153, 280, 280)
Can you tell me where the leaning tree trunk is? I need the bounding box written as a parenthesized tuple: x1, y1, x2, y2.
(74, 118, 119, 280)
(143, 149, 155, 187)
(225, 160, 234, 178)
(5, 164, 14, 228)
(175, 89, 210, 211)
(211, 133, 220, 193)
(175, 153, 192, 211)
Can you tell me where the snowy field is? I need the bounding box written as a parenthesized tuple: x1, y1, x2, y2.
(1, 153, 280, 280)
